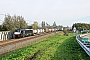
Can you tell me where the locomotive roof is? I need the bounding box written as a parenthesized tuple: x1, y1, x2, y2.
(15, 29, 33, 31)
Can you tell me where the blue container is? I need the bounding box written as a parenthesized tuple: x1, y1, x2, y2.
(82, 40, 86, 43)
(82, 38, 88, 43)
(84, 38, 88, 40)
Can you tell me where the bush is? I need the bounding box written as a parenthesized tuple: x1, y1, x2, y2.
(63, 30, 69, 36)
(55, 32, 64, 36)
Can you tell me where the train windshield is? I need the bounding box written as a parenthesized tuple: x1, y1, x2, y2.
(15, 29, 20, 32)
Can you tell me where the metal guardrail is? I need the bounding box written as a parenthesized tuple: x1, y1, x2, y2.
(76, 35, 90, 56)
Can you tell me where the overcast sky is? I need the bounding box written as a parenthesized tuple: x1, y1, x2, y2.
(0, 0, 90, 27)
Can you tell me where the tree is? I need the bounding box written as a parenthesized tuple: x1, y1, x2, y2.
(41, 21, 45, 28)
(57, 25, 63, 29)
(32, 21, 39, 29)
(72, 23, 90, 32)
(53, 21, 57, 28)
(63, 29, 68, 36)
(19, 16, 27, 28)
(2, 14, 13, 31)
(28, 26, 32, 29)
(2, 14, 27, 31)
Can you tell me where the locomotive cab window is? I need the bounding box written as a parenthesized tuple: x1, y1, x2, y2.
(15, 29, 20, 32)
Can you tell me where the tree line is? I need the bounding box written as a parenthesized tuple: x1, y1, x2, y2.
(0, 14, 27, 31)
(72, 23, 90, 31)
(0, 14, 63, 31)
(28, 21, 63, 29)
(1, 14, 89, 32)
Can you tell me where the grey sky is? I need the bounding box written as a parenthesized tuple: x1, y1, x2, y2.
(0, 0, 90, 27)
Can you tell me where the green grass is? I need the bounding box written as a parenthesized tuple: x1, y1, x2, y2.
(0, 33, 90, 60)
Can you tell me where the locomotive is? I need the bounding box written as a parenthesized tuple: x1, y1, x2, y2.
(0, 28, 62, 40)
(13, 28, 58, 38)
(14, 29, 34, 38)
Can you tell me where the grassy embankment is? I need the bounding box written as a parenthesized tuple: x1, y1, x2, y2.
(0, 32, 90, 60)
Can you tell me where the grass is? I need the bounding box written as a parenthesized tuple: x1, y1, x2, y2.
(0, 32, 90, 60)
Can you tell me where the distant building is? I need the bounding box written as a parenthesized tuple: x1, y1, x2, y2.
(81, 30, 89, 33)
(76, 30, 78, 34)
(73, 27, 76, 33)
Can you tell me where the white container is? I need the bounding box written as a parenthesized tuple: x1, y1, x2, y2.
(49, 29, 52, 32)
(42, 29, 45, 32)
(34, 29, 37, 34)
(37, 29, 40, 34)
(40, 29, 42, 33)
(52, 29, 55, 32)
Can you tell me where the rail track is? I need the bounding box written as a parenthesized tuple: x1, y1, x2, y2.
(0, 32, 55, 55)
(0, 33, 46, 46)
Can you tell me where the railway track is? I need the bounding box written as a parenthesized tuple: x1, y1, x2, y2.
(0, 32, 55, 55)
(0, 32, 49, 47)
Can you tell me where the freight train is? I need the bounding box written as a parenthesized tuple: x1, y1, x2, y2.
(0, 28, 63, 40)
(13, 28, 58, 38)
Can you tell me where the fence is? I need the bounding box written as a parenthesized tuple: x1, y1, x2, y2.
(0, 31, 12, 41)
